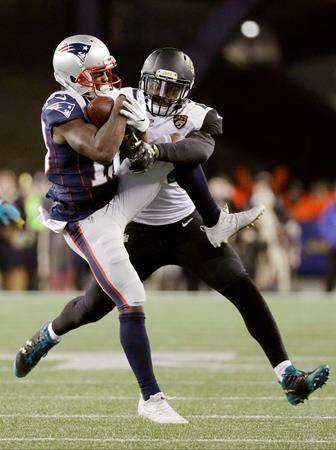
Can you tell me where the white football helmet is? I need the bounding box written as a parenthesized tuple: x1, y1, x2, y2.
(53, 35, 121, 97)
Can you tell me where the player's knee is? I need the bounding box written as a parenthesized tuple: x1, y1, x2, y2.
(83, 308, 110, 323)
(119, 305, 144, 315)
(118, 279, 146, 310)
(202, 256, 247, 294)
(75, 308, 95, 325)
(78, 301, 113, 325)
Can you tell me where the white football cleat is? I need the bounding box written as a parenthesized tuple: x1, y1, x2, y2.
(138, 392, 188, 424)
(203, 204, 265, 247)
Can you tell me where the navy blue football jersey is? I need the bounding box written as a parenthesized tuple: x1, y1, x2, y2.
(41, 89, 118, 221)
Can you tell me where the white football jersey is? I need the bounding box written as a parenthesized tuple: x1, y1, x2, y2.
(131, 95, 217, 226)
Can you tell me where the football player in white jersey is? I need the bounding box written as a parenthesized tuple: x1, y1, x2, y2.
(119, 48, 264, 247)
(15, 45, 329, 414)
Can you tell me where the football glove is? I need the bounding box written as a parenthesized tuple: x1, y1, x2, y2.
(0, 202, 24, 228)
(126, 140, 159, 173)
(120, 91, 150, 133)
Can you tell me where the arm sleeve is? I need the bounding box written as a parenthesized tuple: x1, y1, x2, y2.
(157, 131, 215, 164)
(156, 108, 222, 164)
(201, 108, 223, 136)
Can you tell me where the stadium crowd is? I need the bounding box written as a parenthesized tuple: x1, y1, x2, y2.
(1, 167, 336, 293)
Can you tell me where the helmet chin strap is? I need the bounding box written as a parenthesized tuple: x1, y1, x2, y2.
(96, 84, 113, 96)
(150, 102, 169, 116)
(54, 72, 68, 89)
(55, 75, 115, 100)
(54, 72, 91, 97)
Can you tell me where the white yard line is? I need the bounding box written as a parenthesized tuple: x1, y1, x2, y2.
(0, 395, 334, 401)
(0, 437, 336, 444)
(1, 413, 335, 420)
(1, 290, 336, 304)
(1, 379, 335, 386)
(1, 350, 333, 371)
(0, 379, 205, 385)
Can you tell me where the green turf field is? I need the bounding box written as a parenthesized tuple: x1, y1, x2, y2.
(0, 291, 335, 449)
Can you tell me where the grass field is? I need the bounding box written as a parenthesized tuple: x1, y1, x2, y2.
(0, 290, 335, 449)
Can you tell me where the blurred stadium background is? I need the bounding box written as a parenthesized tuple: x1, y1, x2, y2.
(1, 0, 336, 293)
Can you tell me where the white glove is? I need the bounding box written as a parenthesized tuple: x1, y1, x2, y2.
(120, 91, 150, 133)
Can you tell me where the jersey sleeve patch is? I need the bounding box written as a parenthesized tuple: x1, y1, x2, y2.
(43, 93, 84, 126)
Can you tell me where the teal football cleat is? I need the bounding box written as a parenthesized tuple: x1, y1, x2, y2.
(281, 364, 330, 405)
(14, 322, 60, 378)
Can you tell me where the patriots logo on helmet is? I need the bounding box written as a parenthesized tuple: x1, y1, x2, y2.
(46, 101, 76, 119)
(58, 43, 91, 64)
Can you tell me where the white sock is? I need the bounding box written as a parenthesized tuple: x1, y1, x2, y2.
(47, 322, 61, 342)
(274, 360, 292, 381)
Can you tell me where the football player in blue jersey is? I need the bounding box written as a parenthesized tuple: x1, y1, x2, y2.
(15, 35, 191, 424)
(15, 46, 329, 411)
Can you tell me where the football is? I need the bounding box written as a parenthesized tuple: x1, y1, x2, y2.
(86, 96, 114, 128)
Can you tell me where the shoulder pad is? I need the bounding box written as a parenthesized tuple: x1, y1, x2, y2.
(181, 100, 213, 131)
(42, 90, 86, 127)
(104, 87, 122, 102)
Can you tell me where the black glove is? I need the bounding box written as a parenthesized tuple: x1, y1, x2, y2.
(126, 140, 160, 173)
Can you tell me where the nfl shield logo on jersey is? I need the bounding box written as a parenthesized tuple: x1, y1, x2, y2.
(173, 115, 188, 129)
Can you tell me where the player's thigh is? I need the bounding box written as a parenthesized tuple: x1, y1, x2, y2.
(111, 160, 173, 228)
(196, 244, 247, 292)
(124, 221, 172, 281)
(64, 210, 145, 308)
(174, 212, 247, 292)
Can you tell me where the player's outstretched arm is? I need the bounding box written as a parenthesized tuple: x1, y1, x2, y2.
(125, 108, 221, 169)
(156, 130, 215, 164)
(53, 95, 127, 165)
(155, 109, 222, 165)
(122, 129, 215, 173)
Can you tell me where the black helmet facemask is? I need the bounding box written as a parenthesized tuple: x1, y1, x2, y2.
(139, 48, 195, 117)
(141, 70, 191, 116)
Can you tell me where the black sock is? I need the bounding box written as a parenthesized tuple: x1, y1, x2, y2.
(223, 277, 289, 367)
(119, 312, 160, 400)
(174, 164, 220, 227)
(52, 280, 114, 335)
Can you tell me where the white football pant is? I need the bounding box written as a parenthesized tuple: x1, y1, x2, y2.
(64, 160, 172, 309)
